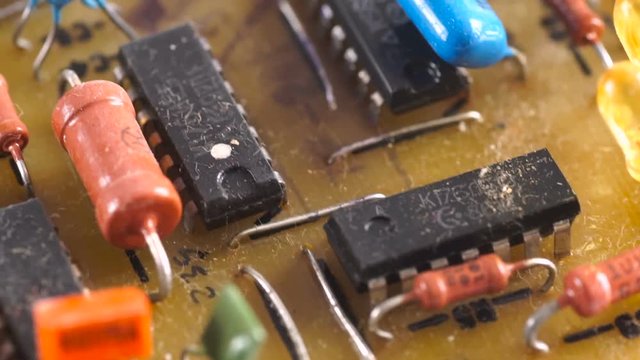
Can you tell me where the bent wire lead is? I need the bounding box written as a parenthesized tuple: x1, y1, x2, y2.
(327, 111, 483, 164)
(303, 248, 375, 360)
(228, 194, 386, 248)
(369, 254, 556, 339)
(13, 0, 137, 79)
(279, 0, 337, 110)
(239, 266, 310, 360)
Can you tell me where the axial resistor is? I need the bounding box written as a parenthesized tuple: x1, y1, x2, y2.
(369, 254, 557, 339)
(614, 0, 640, 64)
(543, 0, 612, 68)
(52, 70, 182, 302)
(0, 74, 32, 194)
(597, 61, 640, 181)
(543, 0, 605, 44)
(525, 245, 640, 352)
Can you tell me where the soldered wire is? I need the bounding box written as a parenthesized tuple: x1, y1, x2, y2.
(11, 0, 35, 49)
(239, 265, 310, 360)
(327, 111, 483, 164)
(7, 143, 33, 197)
(278, 0, 337, 110)
(303, 247, 376, 360)
(228, 193, 386, 248)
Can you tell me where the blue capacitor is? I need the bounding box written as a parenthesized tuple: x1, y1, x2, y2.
(396, 0, 514, 68)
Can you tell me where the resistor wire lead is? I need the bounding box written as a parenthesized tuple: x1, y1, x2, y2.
(369, 254, 556, 340)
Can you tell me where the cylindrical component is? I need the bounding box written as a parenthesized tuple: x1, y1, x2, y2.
(409, 254, 512, 309)
(396, 0, 514, 68)
(543, 0, 605, 45)
(614, 0, 640, 64)
(0, 74, 28, 155)
(33, 287, 153, 360)
(372, 255, 555, 340)
(559, 246, 640, 317)
(52, 80, 182, 249)
(597, 61, 640, 182)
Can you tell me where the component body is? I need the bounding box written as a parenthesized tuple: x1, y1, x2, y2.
(597, 61, 640, 182)
(615, 0, 640, 64)
(542, 0, 605, 45)
(52, 80, 182, 249)
(396, 0, 514, 67)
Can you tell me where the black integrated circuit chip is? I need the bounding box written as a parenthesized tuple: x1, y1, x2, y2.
(314, 0, 470, 116)
(324, 149, 580, 294)
(118, 24, 286, 229)
(0, 199, 82, 360)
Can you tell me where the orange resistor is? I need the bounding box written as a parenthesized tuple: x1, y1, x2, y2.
(0, 74, 32, 195)
(53, 69, 182, 302)
(368, 254, 557, 339)
(33, 287, 153, 360)
(542, 0, 612, 68)
(525, 246, 640, 352)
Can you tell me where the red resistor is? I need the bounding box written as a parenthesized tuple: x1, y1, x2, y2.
(0, 74, 28, 154)
(370, 254, 556, 339)
(526, 246, 640, 352)
(559, 248, 640, 316)
(51, 70, 182, 301)
(543, 0, 605, 45)
(0, 74, 32, 193)
(52, 78, 182, 249)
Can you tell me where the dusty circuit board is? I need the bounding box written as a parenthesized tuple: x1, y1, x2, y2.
(0, 0, 639, 359)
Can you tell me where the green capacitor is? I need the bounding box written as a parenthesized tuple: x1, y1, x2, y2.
(201, 284, 267, 360)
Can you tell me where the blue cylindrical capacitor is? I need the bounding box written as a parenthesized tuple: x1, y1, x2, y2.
(396, 0, 514, 68)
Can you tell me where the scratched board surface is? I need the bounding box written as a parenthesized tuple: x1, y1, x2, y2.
(0, 0, 637, 359)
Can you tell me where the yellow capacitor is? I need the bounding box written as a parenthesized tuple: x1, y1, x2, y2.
(614, 0, 640, 63)
(597, 61, 640, 181)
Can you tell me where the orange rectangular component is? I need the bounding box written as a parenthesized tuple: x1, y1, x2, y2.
(33, 287, 153, 360)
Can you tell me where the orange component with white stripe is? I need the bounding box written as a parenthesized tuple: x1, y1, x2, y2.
(33, 287, 152, 360)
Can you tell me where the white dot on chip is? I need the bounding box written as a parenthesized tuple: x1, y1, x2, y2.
(169, 44, 177, 50)
(210, 143, 232, 159)
(230, 139, 239, 145)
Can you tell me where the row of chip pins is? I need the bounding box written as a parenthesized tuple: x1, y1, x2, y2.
(115, 35, 287, 233)
(305, 0, 485, 162)
(114, 67, 202, 234)
(311, 0, 385, 120)
(596, 0, 640, 181)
